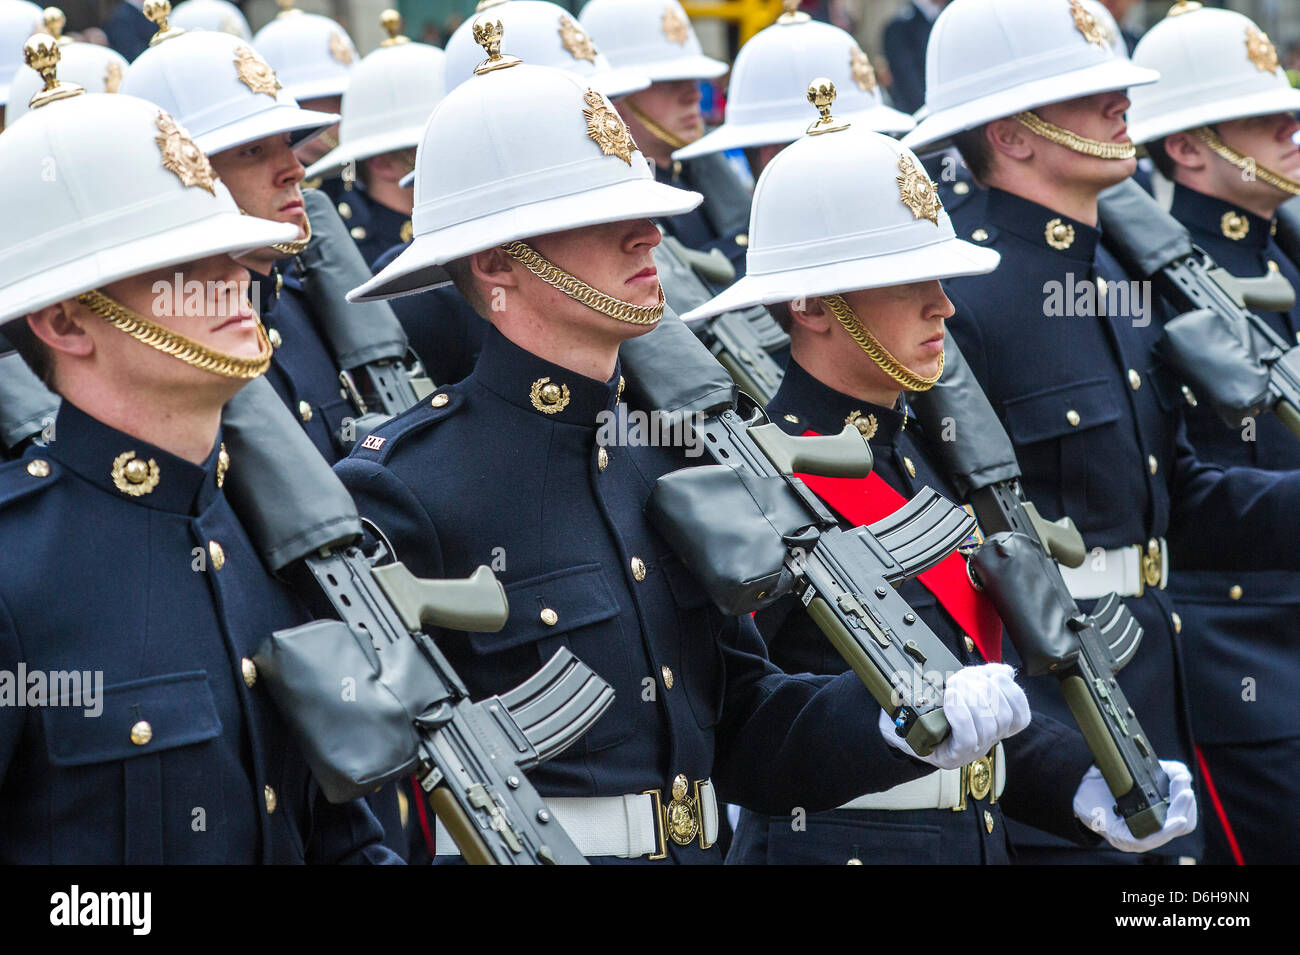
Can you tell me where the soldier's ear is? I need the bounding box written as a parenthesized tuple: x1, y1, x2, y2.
(26, 302, 94, 359)
(985, 118, 1033, 164)
(1162, 132, 1209, 174)
(789, 296, 833, 334)
(469, 247, 518, 289)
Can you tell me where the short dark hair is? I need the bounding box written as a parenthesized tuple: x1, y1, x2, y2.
(768, 300, 794, 334)
(1143, 136, 1179, 182)
(442, 255, 488, 318)
(2, 320, 56, 390)
(951, 125, 995, 184)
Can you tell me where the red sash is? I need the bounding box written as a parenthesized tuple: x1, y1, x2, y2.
(797, 431, 1002, 661)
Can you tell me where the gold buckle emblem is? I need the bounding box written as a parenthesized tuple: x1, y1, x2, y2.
(1141, 538, 1163, 590)
(955, 748, 998, 810)
(644, 775, 710, 858)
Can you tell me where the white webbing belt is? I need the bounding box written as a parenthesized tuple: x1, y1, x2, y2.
(432, 780, 719, 859)
(1057, 538, 1167, 600)
(838, 743, 1005, 811)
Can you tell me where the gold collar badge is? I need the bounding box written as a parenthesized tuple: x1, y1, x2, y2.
(530, 377, 571, 414)
(234, 44, 281, 98)
(1068, 0, 1108, 47)
(104, 59, 123, 93)
(845, 410, 878, 439)
(559, 14, 596, 63)
(155, 110, 218, 195)
(1045, 217, 1075, 250)
(583, 88, 637, 164)
(112, 451, 161, 497)
(1221, 211, 1249, 241)
(850, 46, 877, 93)
(896, 152, 942, 225)
(1245, 25, 1279, 73)
(329, 29, 354, 64)
(216, 443, 230, 488)
(662, 6, 689, 45)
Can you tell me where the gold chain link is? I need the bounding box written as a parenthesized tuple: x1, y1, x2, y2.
(77, 289, 273, 379)
(1014, 111, 1137, 161)
(1191, 126, 1300, 196)
(500, 241, 666, 325)
(822, 294, 944, 391)
(622, 96, 690, 150)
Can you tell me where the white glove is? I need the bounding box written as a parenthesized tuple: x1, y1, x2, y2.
(878, 662, 1031, 770)
(1073, 759, 1198, 853)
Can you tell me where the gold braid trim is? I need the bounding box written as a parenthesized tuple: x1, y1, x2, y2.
(501, 241, 666, 326)
(822, 294, 943, 392)
(271, 216, 313, 256)
(77, 289, 273, 380)
(622, 96, 691, 151)
(1190, 126, 1300, 197)
(1014, 111, 1137, 161)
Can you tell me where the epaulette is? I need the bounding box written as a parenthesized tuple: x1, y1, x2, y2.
(346, 387, 466, 465)
(0, 454, 62, 513)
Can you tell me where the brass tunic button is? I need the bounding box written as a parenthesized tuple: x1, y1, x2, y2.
(1171, 612, 1182, 635)
(984, 810, 995, 833)
(1181, 384, 1198, 406)
(953, 181, 970, 195)
(1148, 454, 1158, 476)
(267, 327, 282, 349)
(846, 857, 863, 865)
(661, 665, 674, 690)
(264, 786, 277, 814)
(298, 400, 313, 422)
(971, 228, 989, 242)
(337, 201, 352, 220)
(903, 456, 916, 478)
(130, 721, 153, 746)
(430, 393, 450, 408)
(1066, 409, 1081, 427)
(963, 635, 975, 653)
(735, 233, 748, 248)
(1268, 260, 1280, 273)
(783, 413, 800, 424)
(26, 459, 50, 478)
(209, 540, 225, 570)
(1128, 369, 1141, 390)
(350, 225, 367, 241)
(241, 657, 257, 687)
(1229, 584, 1243, 601)
(630, 556, 646, 581)
(597, 447, 609, 471)
(540, 608, 558, 626)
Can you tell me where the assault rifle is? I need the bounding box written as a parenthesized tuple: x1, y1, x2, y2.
(223, 377, 613, 864)
(296, 188, 434, 442)
(910, 335, 1171, 837)
(1098, 177, 1300, 440)
(623, 313, 973, 756)
(0, 349, 58, 455)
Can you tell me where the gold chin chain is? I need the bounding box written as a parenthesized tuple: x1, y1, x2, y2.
(1191, 126, 1300, 197)
(271, 216, 312, 256)
(76, 289, 273, 380)
(622, 96, 692, 151)
(501, 241, 666, 326)
(1015, 111, 1137, 161)
(822, 294, 944, 392)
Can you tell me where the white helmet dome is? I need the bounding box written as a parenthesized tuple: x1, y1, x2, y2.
(579, 0, 727, 83)
(169, 0, 251, 42)
(252, 9, 357, 101)
(6, 40, 127, 124)
(0, 0, 43, 106)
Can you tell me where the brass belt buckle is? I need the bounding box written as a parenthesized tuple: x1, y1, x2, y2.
(1140, 538, 1163, 591)
(643, 788, 668, 860)
(644, 774, 707, 859)
(954, 748, 998, 812)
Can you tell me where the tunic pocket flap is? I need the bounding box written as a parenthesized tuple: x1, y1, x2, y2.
(473, 564, 621, 654)
(1003, 377, 1120, 444)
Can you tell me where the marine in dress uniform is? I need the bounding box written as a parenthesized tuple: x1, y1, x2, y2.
(904, 0, 1300, 863)
(337, 34, 1022, 863)
(682, 99, 1195, 864)
(1127, 6, 1300, 865)
(121, 13, 357, 463)
(0, 67, 396, 863)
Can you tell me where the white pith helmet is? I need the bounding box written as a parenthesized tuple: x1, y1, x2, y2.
(1080, 0, 1127, 59)
(673, 11, 913, 162)
(682, 80, 1000, 323)
(6, 39, 127, 124)
(251, 2, 357, 102)
(305, 36, 445, 180)
(443, 1, 649, 97)
(349, 28, 700, 302)
(121, 29, 338, 156)
(0, 91, 296, 325)
(579, 0, 727, 83)
(169, 0, 251, 42)
(1127, 4, 1300, 144)
(902, 0, 1158, 153)
(0, 0, 42, 107)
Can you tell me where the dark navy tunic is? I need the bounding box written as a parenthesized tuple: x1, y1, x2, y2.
(881, 1, 934, 115)
(0, 401, 397, 863)
(728, 359, 1097, 865)
(944, 186, 1300, 860)
(336, 324, 938, 863)
(327, 179, 413, 270)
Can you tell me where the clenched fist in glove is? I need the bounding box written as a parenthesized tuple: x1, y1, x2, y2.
(878, 662, 1031, 770)
(1073, 760, 1198, 853)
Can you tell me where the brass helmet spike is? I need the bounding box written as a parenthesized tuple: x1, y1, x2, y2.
(472, 17, 522, 74)
(1167, 1, 1203, 15)
(24, 33, 85, 109)
(475, 0, 509, 10)
(143, 0, 186, 45)
(42, 7, 71, 46)
(275, 0, 301, 18)
(806, 77, 849, 135)
(777, 0, 810, 25)
(379, 9, 409, 46)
